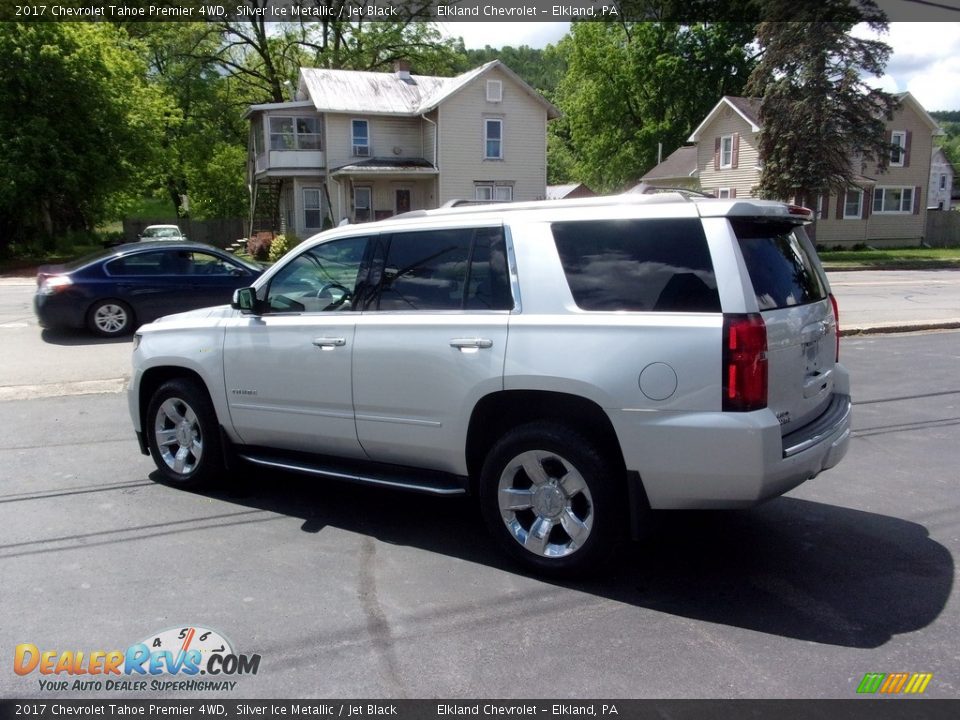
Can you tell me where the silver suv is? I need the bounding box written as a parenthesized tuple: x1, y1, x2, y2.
(129, 194, 851, 576)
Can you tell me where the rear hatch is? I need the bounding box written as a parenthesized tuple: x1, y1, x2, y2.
(732, 218, 837, 432)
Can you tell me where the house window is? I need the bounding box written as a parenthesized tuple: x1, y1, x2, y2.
(270, 118, 295, 150)
(486, 80, 502, 103)
(353, 186, 372, 222)
(484, 119, 503, 160)
(269, 116, 321, 151)
(474, 182, 513, 202)
(941, 174, 947, 190)
(295, 117, 321, 150)
(717, 188, 732, 199)
(720, 135, 734, 169)
(873, 186, 914, 213)
(352, 120, 370, 157)
(843, 189, 863, 219)
(254, 121, 265, 155)
(304, 188, 322, 229)
(890, 131, 906, 166)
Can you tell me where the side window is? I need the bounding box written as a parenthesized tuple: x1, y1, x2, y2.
(189, 251, 247, 276)
(370, 227, 513, 312)
(552, 219, 720, 312)
(465, 227, 512, 310)
(106, 250, 179, 276)
(376, 229, 471, 311)
(733, 220, 827, 310)
(265, 236, 368, 313)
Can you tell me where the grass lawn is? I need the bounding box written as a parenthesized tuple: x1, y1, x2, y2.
(819, 246, 960, 270)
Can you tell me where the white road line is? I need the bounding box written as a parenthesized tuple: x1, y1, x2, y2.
(0, 378, 128, 402)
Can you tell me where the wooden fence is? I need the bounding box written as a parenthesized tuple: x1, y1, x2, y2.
(925, 210, 960, 247)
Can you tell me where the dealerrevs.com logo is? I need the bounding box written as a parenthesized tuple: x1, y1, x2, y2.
(14, 626, 261, 692)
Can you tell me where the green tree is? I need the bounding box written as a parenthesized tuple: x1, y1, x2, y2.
(131, 22, 250, 219)
(0, 22, 164, 251)
(552, 22, 756, 192)
(746, 2, 900, 201)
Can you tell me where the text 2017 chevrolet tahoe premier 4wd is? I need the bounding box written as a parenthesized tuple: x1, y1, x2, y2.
(129, 194, 851, 576)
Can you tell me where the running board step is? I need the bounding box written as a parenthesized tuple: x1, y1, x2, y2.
(237, 451, 468, 496)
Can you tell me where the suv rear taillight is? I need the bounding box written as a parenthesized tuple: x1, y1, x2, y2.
(829, 292, 840, 361)
(723, 313, 768, 412)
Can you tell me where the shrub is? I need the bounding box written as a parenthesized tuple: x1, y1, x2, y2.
(268, 232, 300, 263)
(247, 232, 273, 261)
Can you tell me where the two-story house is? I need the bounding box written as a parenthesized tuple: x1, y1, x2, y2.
(645, 93, 942, 246)
(246, 60, 560, 238)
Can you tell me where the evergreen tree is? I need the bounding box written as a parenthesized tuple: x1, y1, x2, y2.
(746, 1, 900, 201)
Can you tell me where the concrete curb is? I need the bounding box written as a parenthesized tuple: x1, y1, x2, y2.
(841, 321, 960, 337)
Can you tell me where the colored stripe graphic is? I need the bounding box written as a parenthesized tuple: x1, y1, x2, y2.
(857, 673, 885, 693)
(857, 672, 932, 694)
(904, 673, 933, 694)
(881, 672, 909, 693)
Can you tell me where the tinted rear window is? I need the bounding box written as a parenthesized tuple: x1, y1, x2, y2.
(552, 219, 720, 312)
(733, 220, 827, 310)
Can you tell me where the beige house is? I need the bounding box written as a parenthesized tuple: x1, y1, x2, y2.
(646, 93, 943, 246)
(247, 60, 560, 237)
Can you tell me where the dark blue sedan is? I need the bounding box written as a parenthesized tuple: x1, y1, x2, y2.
(34, 241, 263, 337)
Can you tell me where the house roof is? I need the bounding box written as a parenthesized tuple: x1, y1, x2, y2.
(688, 96, 761, 142)
(689, 92, 940, 143)
(896, 92, 944, 134)
(297, 60, 560, 119)
(546, 183, 596, 199)
(641, 146, 698, 182)
(330, 157, 438, 176)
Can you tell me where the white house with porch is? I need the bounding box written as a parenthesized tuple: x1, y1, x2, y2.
(246, 60, 560, 238)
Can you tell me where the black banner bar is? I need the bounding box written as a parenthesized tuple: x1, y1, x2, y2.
(2, 700, 960, 720)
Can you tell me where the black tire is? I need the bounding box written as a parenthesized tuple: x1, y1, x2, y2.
(479, 421, 626, 578)
(145, 378, 223, 489)
(87, 299, 134, 337)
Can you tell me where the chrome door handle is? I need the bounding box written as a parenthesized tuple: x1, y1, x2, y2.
(312, 337, 346, 350)
(450, 338, 493, 349)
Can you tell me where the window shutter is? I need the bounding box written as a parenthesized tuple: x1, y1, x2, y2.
(821, 195, 829, 219)
(730, 188, 737, 198)
(904, 130, 912, 167)
(732, 133, 740, 170)
(862, 190, 871, 219)
(914, 185, 922, 214)
(836, 191, 845, 220)
(714, 138, 720, 170)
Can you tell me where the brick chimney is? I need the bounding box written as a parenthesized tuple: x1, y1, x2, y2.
(394, 60, 411, 81)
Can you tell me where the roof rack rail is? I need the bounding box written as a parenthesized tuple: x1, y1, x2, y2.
(393, 191, 695, 221)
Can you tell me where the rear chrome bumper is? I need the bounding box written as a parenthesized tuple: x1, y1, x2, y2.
(783, 393, 852, 458)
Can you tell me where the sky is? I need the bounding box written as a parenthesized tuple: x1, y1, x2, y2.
(436, 21, 960, 112)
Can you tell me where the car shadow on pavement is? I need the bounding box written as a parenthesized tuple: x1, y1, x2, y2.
(185, 469, 952, 650)
(40, 327, 132, 346)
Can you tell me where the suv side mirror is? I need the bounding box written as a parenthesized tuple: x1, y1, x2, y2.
(232, 287, 264, 314)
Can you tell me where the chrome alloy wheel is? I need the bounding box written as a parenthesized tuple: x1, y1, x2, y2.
(497, 449, 595, 558)
(153, 397, 204, 476)
(93, 303, 128, 334)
